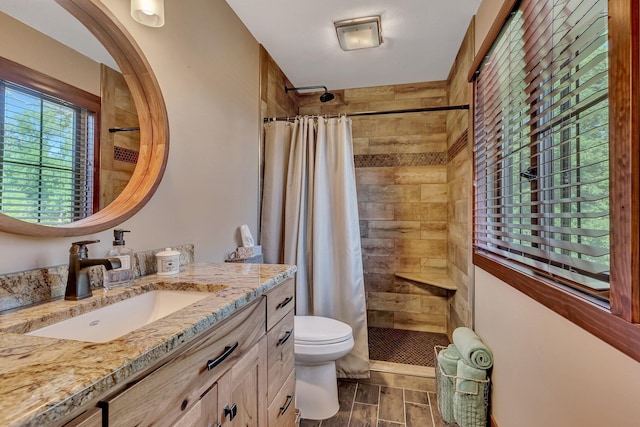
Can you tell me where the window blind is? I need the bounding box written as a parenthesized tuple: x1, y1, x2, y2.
(474, 0, 610, 294)
(0, 80, 94, 225)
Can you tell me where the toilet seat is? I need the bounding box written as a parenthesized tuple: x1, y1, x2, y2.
(294, 315, 353, 345)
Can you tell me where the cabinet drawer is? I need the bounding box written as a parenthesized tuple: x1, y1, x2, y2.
(63, 408, 102, 427)
(267, 309, 295, 403)
(101, 299, 266, 427)
(266, 279, 295, 330)
(267, 369, 296, 427)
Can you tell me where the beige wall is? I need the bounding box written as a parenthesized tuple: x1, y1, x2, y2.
(472, 0, 640, 425)
(0, 0, 260, 273)
(0, 11, 100, 95)
(476, 269, 640, 426)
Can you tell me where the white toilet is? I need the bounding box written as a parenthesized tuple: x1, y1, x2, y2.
(294, 315, 354, 420)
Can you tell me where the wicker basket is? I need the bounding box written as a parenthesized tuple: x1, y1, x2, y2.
(434, 345, 491, 427)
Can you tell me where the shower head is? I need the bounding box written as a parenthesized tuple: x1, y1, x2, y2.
(285, 85, 335, 103)
(319, 91, 335, 102)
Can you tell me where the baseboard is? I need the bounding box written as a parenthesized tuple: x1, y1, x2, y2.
(360, 360, 436, 392)
(369, 360, 435, 378)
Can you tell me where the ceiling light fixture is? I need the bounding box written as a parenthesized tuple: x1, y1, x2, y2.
(334, 16, 382, 51)
(131, 0, 165, 27)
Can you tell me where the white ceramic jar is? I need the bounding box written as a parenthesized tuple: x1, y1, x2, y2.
(156, 248, 180, 275)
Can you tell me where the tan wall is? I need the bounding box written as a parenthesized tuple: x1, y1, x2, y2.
(446, 19, 475, 335)
(0, 11, 100, 96)
(0, 0, 261, 273)
(299, 83, 450, 334)
(476, 269, 640, 426)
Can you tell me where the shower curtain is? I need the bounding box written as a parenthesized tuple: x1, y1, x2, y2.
(261, 116, 369, 378)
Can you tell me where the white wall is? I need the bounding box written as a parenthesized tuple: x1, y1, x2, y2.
(0, 0, 260, 273)
(472, 1, 640, 425)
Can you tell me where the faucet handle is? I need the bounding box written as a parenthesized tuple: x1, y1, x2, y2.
(70, 240, 100, 258)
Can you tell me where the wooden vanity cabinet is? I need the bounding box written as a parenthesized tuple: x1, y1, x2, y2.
(100, 298, 267, 427)
(264, 279, 296, 427)
(68, 278, 296, 427)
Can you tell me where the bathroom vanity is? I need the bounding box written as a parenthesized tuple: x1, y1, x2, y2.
(0, 263, 296, 427)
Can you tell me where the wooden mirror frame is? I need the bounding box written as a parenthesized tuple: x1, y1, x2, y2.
(0, 0, 168, 237)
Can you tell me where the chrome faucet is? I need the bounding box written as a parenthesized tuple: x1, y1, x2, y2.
(65, 240, 122, 301)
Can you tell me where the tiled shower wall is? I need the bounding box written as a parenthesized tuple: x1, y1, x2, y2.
(259, 40, 475, 336)
(298, 83, 451, 334)
(259, 46, 298, 119)
(446, 20, 475, 334)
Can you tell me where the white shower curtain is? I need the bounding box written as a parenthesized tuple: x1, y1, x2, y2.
(261, 116, 369, 378)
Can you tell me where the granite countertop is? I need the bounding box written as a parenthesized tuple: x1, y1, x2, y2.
(0, 262, 296, 427)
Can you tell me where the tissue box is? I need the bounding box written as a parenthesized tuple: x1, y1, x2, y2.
(236, 246, 262, 258)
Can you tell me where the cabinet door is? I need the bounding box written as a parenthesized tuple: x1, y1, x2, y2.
(218, 336, 267, 427)
(173, 383, 219, 427)
(267, 370, 295, 427)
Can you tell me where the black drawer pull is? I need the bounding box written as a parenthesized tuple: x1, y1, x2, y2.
(224, 404, 238, 421)
(276, 296, 293, 309)
(277, 330, 293, 346)
(279, 395, 293, 416)
(207, 342, 239, 371)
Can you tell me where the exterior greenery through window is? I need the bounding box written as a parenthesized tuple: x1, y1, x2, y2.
(474, 0, 610, 301)
(0, 79, 95, 225)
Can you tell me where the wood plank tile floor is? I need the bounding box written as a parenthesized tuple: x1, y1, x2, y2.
(300, 379, 446, 427)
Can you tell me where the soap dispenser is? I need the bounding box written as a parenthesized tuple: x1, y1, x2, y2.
(106, 229, 135, 289)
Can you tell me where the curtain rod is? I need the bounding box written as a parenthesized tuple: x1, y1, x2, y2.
(263, 104, 469, 122)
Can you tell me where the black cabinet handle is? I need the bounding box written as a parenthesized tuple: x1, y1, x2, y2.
(207, 342, 239, 371)
(224, 404, 238, 421)
(277, 330, 293, 346)
(276, 296, 293, 309)
(279, 395, 293, 416)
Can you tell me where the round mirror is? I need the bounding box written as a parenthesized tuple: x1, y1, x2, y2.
(0, 0, 168, 237)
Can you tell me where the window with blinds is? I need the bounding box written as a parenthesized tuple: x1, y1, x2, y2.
(0, 80, 95, 225)
(474, 0, 609, 298)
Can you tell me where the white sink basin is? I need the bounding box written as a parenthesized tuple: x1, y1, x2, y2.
(26, 290, 210, 343)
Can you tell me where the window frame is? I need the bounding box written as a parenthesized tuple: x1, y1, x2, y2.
(470, 0, 640, 362)
(0, 56, 101, 215)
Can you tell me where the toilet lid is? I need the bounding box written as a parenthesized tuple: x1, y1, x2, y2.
(294, 315, 353, 345)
